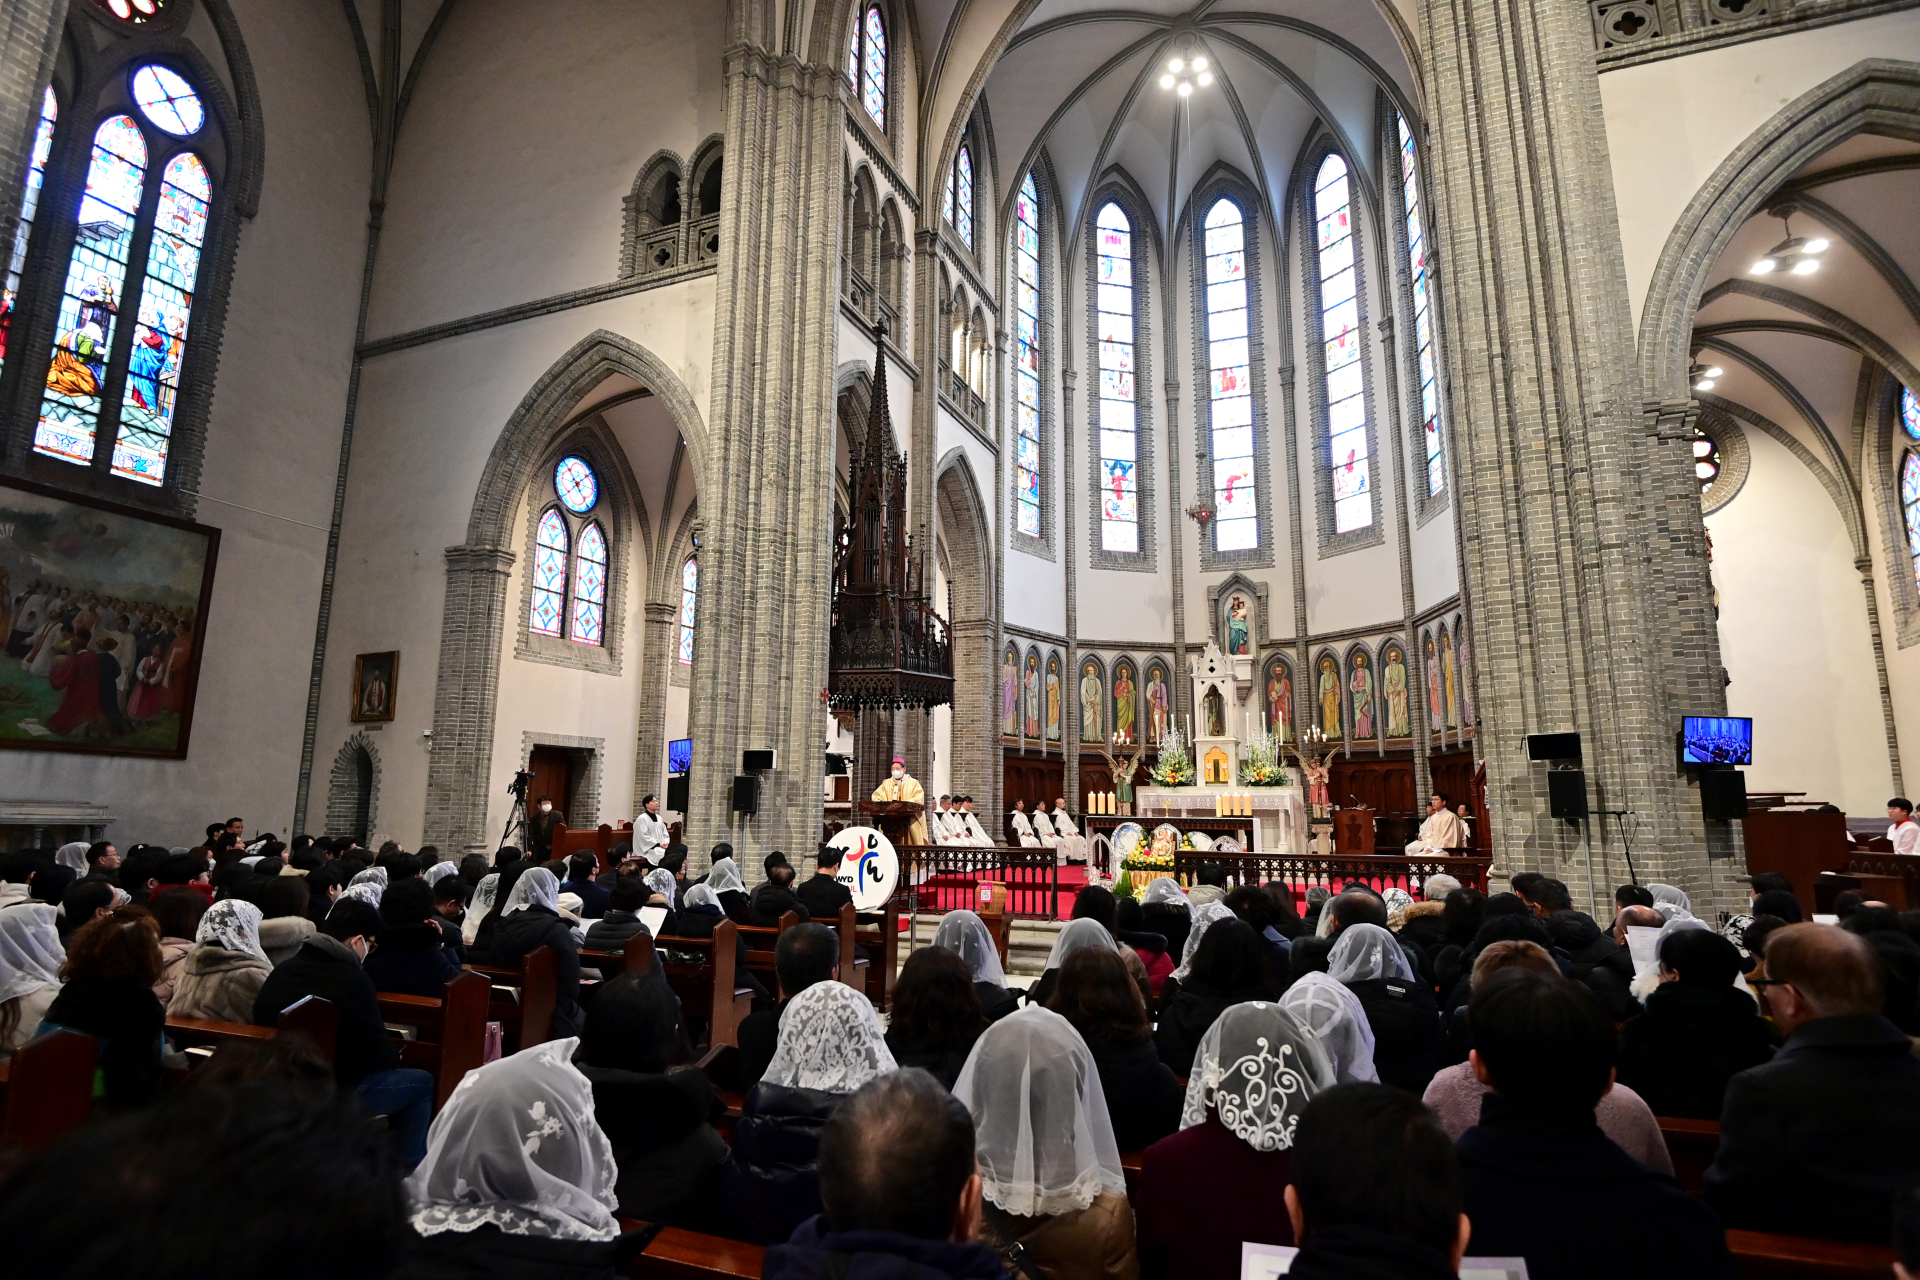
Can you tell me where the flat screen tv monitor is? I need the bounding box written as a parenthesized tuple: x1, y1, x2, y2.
(1681, 716, 1752, 766)
(667, 738, 692, 775)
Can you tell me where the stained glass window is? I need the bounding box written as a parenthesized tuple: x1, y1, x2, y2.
(1314, 153, 1371, 535)
(531, 509, 569, 638)
(1095, 202, 1138, 553)
(1203, 198, 1257, 551)
(1904, 453, 1920, 591)
(1903, 387, 1920, 440)
(850, 5, 885, 130)
(112, 151, 205, 484)
(35, 115, 147, 468)
(572, 523, 608, 645)
(1693, 426, 1719, 490)
(91, 0, 168, 21)
(555, 456, 599, 513)
(678, 557, 698, 664)
(1, 86, 56, 381)
(954, 146, 975, 249)
(1398, 116, 1444, 500)
(132, 65, 203, 135)
(1014, 174, 1042, 538)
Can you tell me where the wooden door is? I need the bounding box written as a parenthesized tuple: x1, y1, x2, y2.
(528, 746, 574, 825)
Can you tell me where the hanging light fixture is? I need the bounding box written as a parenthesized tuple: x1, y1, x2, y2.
(1160, 41, 1211, 96)
(1751, 209, 1830, 277)
(1688, 356, 1724, 394)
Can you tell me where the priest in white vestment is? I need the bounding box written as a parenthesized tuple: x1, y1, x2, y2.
(1031, 803, 1061, 848)
(1405, 793, 1467, 856)
(1051, 798, 1089, 864)
(960, 800, 993, 846)
(1009, 801, 1041, 848)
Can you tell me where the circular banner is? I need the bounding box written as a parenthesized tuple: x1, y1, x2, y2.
(829, 825, 898, 911)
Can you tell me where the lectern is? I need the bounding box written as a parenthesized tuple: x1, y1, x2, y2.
(1334, 806, 1376, 857)
(860, 799, 925, 848)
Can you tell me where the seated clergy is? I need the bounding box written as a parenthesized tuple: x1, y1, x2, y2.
(1405, 792, 1466, 856)
(959, 799, 994, 847)
(1031, 802, 1061, 848)
(1052, 800, 1089, 865)
(1009, 802, 1041, 849)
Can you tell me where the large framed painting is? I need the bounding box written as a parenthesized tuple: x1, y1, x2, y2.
(0, 475, 218, 758)
(351, 650, 398, 723)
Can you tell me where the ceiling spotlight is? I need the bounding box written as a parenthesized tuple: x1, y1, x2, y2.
(1694, 379, 1716, 391)
(1751, 211, 1830, 277)
(1197, 71, 1213, 86)
(1689, 358, 1723, 394)
(1168, 57, 1184, 73)
(1177, 81, 1193, 96)
(1703, 366, 1724, 379)
(1160, 74, 1175, 88)
(1191, 56, 1208, 71)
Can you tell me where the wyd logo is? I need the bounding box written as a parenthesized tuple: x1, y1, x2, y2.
(830, 826, 898, 911)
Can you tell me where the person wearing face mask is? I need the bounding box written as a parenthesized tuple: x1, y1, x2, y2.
(870, 757, 929, 845)
(527, 794, 565, 860)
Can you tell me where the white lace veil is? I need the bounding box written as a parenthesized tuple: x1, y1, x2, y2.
(1139, 877, 1191, 910)
(0, 904, 64, 1004)
(1381, 888, 1414, 916)
(932, 909, 1006, 986)
(683, 883, 722, 911)
(464, 873, 500, 943)
(1043, 917, 1120, 971)
(351, 867, 389, 889)
(504, 867, 560, 915)
(1278, 972, 1379, 1084)
(1650, 884, 1694, 922)
(196, 899, 269, 964)
(55, 842, 89, 874)
(1179, 1001, 1335, 1151)
(336, 882, 383, 910)
(706, 858, 746, 894)
(952, 1005, 1127, 1218)
(644, 868, 676, 903)
(1327, 923, 1417, 985)
(405, 1037, 620, 1242)
(1172, 901, 1237, 982)
(761, 979, 895, 1093)
(424, 861, 459, 886)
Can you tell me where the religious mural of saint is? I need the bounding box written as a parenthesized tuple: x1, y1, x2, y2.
(1113, 662, 1137, 743)
(1457, 628, 1474, 729)
(1350, 651, 1374, 739)
(1226, 595, 1250, 655)
(1002, 645, 1019, 736)
(1441, 627, 1458, 730)
(1383, 646, 1410, 738)
(1080, 661, 1102, 742)
(1045, 655, 1062, 741)
(1024, 651, 1041, 738)
(1318, 655, 1341, 738)
(1426, 634, 1443, 731)
(1145, 661, 1169, 742)
(1267, 659, 1292, 741)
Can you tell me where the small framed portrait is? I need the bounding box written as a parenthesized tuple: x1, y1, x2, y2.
(351, 651, 398, 723)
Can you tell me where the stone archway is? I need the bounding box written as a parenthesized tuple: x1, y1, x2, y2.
(326, 731, 382, 843)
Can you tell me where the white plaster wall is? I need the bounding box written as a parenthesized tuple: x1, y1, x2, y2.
(1409, 495, 1460, 613)
(13, 0, 371, 845)
(1601, 10, 1920, 331)
(315, 280, 715, 848)
(364, 0, 729, 338)
(1708, 427, 1892, 811)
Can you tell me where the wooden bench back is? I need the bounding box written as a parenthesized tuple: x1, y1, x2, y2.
(0, 1028, 97, 1152)
(377, 970, 491, 1107)
(1656, 1115, 1719, 1198)
(653, 921, 750, 1048)
(166, 997, 339, 1065)
(852, 896, 900, 1010)
(465, 944, 558, 1051)
(581, 929, 658, 980)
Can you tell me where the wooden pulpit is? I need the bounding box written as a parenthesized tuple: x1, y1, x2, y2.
(1334, 806, 1375, 857)
(860, 799, 925, 848)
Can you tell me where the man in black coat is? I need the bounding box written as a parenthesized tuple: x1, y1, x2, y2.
(737, 924, 838, 1091)
(1457, 969, 1734, 1280)
(1530, 877, 1638, 1021)
(751, 863, 814, 927)
(795, 846, 853, 920)
(585, 876, 653, 950)
(253, 899, 434, 1166)
(1707, 923, 1920, 1242)
(560, 851, 612, 919)
(764, 1070, 1002, 1280)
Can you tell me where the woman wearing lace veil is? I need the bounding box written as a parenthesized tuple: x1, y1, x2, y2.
(1026, 916, 1126, 1009)
(952, 1004, 1136, 1280)
(490, 867, 586, 1039)
(704, 856, 755, 926)
(167, 898, 272, 1024)
(1328, 922, 1442, 1094)
(393, 1038, 648, 1279)
(728, 979, 896, 1244)
(931, 908, 1018, 1022)
(1135, 1002, 1334, 1280)
(1278, 971, 1380, 1084)
(1138, 877, 1192, 962)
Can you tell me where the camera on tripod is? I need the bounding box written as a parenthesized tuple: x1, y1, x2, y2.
(507, 769, 536, 799)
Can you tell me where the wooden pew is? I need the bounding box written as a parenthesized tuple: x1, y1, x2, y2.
(1656, 1116, 1719, 1198)
(830, 903, 868, 993)
(377, 970, 491, 1107)
(0, 1029, 97, 1152)
(734, 911, 800, 984)
(581, 929, 658, 980)
(620, 1220, 766, 1280)
(465, 945, 557, 1052)
(1726, 1230, 1898, 1279)
(654, 921, 752, 1049)
(853, 895, 901, 1011)
(167, 995, 339, 1064)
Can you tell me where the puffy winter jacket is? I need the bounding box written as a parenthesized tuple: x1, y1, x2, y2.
(727, 1082, 844, 1245)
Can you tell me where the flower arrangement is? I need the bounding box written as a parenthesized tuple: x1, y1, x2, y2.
(1121, 847, 1176, 872)
(1240, 728, 1291, 787)
(1149, 725, 1195, 787)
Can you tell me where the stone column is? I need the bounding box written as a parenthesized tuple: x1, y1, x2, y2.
(1418, 0, 1728, 911)
(423, 546, 516, 853)
(0, 1, 63, 309)
(630, 601, 679, 807)
(686, 41, 844, 868)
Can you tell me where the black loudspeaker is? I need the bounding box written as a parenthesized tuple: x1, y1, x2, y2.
(731, 774, 759, 815)
(666, 774, 689, 813)
(742, 749, 777, 772)
(1700, 769, 1748, 821)
(1547, 770, 1588, 819)
(1527, 732, 1583, 761)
